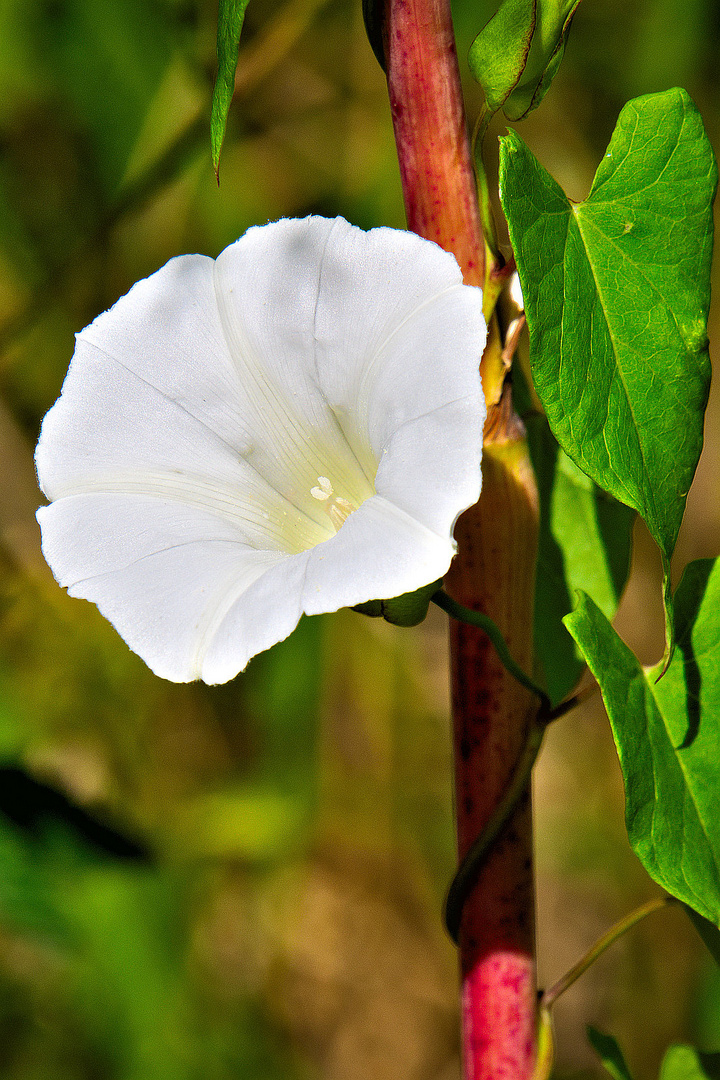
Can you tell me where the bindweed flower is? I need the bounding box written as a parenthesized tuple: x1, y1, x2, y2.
(36, 217, 486, 684)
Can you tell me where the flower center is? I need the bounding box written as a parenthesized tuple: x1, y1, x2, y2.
(310, 475, 356, 533)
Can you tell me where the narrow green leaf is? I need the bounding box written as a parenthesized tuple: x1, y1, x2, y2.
(587, 1026, 636, 1080)
(660, 1045, 720, 1080)
(565, 560, 720, 926)
(500, 88, 716, 566)
(468, 0, 580, 121)
(528, 416, 634, 704)
(211, 0, 252, 176)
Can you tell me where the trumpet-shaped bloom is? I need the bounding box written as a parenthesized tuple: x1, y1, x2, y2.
(36, 217, 486, 684)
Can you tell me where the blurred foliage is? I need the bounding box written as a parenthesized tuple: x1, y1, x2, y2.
(0, 0, 718, 1078)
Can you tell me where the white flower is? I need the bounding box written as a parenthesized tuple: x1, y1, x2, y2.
(36, 217, 486, 684)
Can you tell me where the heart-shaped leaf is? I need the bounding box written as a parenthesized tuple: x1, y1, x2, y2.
(500, 88, 716, 567)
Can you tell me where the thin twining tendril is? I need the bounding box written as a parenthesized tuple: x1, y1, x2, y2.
(432, 589, 588, 943)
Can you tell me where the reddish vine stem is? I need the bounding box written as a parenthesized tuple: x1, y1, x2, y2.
(383, 0, 485, 286)
(448, 443, 539, 1080)
(381, 0, 541, 1076)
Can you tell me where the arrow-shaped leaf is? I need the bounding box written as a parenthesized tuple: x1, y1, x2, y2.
(565, 560, 720, 927)
(500, 88, 716, 566)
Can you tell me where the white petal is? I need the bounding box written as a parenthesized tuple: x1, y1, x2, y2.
(213, 215, 485, 517)
(374, 398, 483, 536)
(300, 494, 455, 613)
(36, 361, 331, 554)
(214, 217, 377, 514)
(38, 254, 256, 489)
(37, 495, 288, 682)
(201, 494, 455, 684)
(308, 219, 486, 470)
(35, 265, 342, 548)
(38, 485, 457, 685)
(200, 553, 311, 684)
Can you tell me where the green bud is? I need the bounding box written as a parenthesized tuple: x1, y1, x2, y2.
(351, 598, 384, 618)
(352, 578, 444, 627)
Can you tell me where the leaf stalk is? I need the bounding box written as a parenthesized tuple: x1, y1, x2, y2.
(541, 895, 680, 1010)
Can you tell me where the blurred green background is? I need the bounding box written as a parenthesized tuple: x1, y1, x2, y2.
(0, 0, 719, 1077)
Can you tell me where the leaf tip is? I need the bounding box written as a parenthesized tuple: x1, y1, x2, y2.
(654, 642, 675, 682)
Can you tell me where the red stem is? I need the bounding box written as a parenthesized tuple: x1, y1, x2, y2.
(384, 0, 484, 287)
(382, 0, 540, 1076)
(448, 441, 538, 1080)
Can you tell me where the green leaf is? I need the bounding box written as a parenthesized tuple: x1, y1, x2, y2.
(211, 0, 252, 176)
(564, 560, 720, 926)
(468, 0, 535, 115)
(500, 88, 716, 567)
(468, 0, 580, 120)
(685, 905, 720, 967)
(587, 1026, 636, 1080)
(504, 0, 581, 119)
(528, 416, 634, 704)
(660, 1045, 720, 1080)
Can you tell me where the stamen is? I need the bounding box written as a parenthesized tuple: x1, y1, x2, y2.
(309, 477, 356, 532)
(310, 476, 333, 501)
